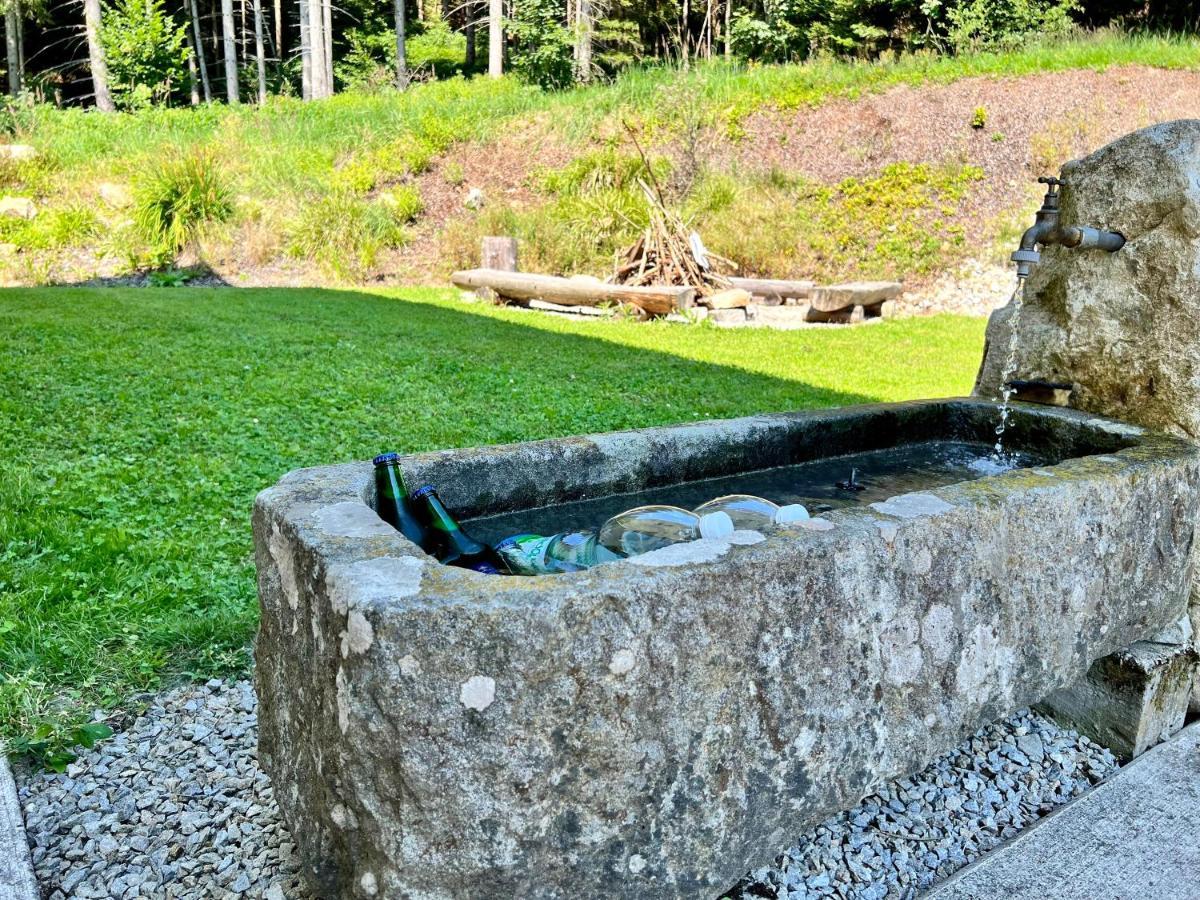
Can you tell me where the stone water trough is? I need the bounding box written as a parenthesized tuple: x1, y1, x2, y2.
(253, 398, 1200, 899)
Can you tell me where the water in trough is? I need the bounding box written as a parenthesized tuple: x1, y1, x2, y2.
(465, 439, 1048, 546)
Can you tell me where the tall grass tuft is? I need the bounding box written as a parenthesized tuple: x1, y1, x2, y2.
(133, 152, 234, 254)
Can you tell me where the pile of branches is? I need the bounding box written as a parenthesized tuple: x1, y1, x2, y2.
(610, 180, 736, 296)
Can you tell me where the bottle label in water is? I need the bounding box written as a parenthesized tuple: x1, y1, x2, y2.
(495, 534, 553, 576)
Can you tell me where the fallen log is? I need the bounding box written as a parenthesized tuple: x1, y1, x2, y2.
(451, 268, 694, 316)
(728, 277, 815, 301)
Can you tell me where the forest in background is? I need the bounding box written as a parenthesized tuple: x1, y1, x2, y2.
(0, 0, 1192, 109)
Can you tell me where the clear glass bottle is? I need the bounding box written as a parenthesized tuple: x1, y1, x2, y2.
(693, 494, 779, 530)
(597, 505, 734, 557)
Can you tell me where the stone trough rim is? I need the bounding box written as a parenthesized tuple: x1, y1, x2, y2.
(256, 397, 1198, 613)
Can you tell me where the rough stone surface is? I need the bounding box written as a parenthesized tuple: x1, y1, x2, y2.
(928, 722, 1200, 900)
(1036, 639, 1198, 761)
(811, 281, 903, 312)
(0, 757, 37, 900)
(17, 681, 309, 899)
(975, 119, 1200, 715)
(732, 708, 1118, 900)
(0, 197, 35, 219)
(97, 182, 134, 209)
(0, 144, 36, 161)
(253, 399, 1199, 899)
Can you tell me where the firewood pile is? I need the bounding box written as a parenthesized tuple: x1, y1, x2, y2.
(610, 181, 736, 297)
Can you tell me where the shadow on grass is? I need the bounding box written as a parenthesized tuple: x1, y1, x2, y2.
(0, 283, 895, 746)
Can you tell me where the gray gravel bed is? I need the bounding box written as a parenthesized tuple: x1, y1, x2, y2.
(729, 708, 1118, 900)
(17, 680, 311, 899)
(17, 683, 1115, 900)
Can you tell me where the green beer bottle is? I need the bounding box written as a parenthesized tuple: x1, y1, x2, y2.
(411, 485, 503, 575)
(373, 453, 433, 552)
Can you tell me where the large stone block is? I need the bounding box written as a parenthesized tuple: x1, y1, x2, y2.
(254, 400, 1200, 900)
(1037, 639, 1199, 761)
(975, 118, 1200, 717)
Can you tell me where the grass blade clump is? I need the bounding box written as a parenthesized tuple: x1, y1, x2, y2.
(133, 152, 234, 255)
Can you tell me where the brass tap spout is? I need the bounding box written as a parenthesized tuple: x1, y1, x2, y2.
(1011, 176, 1125, 279)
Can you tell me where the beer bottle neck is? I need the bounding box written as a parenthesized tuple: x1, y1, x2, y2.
(425, 495, 461, 533)
(377, 464, 409, 500)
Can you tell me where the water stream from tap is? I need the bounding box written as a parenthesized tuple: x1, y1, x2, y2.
(991, 278, 1027, 461)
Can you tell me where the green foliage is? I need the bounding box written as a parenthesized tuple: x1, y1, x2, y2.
(133, 152, 234, 254)
(100, 0, 190, 109)
(336, 21, 468, 91)
(538, 147, 668, 196)
(700, 161, 984, 281)
(147, 267, 193, 287)
(507, 0, 575, 89)
(0, 205, 99, 251)
(0, 285, 984, 756)
(728, 0, 1082, 61)
(10, 722, 113, 772)
(287, 190, 411, 278)
(970, 105, 988, 128)
(942, 0, 1079, 53)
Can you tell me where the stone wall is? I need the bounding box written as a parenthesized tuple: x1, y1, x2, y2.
(974, 119, 1200, 701)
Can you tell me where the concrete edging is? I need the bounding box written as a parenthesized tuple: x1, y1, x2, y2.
(0, 757, 38, 900)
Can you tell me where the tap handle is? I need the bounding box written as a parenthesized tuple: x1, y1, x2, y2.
(1037, 176, 1064, 196)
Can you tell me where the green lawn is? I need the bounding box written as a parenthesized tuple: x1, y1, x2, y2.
(0, 286, 985, 755)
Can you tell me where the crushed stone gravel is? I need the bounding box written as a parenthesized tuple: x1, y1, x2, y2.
(16, 680, 312, 899)
(17, 684, 1115, 900)
(728, 708, 1118, 900)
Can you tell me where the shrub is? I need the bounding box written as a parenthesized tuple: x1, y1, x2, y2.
(970, 106, 988, 128)
(133, 152, 234, 253)
(380, 185, 424, 222)
(101, 0, 190, 109)
(287, 190, 410, 279)
(507, 0, 575, 89)
(539, 148, 669, 197)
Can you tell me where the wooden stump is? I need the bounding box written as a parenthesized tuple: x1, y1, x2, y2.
(481, 237, 519, 272)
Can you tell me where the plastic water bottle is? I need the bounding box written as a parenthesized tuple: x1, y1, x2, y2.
(597, 505, 734, 557)
(774, 503, 810, 523)
(495, 531, 621, 576)
(693, 494, 811, 529)
(693, 494, 779, 529)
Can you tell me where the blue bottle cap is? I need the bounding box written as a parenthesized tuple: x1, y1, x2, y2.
(373, 452, 401, 466)
(411, 484, 437, 500)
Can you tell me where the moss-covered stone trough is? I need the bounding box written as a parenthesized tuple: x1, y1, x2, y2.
(252, 398, 1200, 899)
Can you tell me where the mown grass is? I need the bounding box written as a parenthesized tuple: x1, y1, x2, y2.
(0, 286, 985, 755)
(0, 29, 1195, 281)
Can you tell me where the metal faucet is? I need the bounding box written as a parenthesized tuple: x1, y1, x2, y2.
(1011, 176, 1125, 279)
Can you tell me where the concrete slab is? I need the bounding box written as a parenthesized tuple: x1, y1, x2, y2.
(926, 722, 1200, 900)
(0, 757, 38, 900)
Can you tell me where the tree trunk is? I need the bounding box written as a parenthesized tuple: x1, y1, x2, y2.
(487, 0, 501, 77)
(680, 0, 690, 67)
(5, 3, 21, 97)
(574, 0, 591, 83)
(222, 0, 239, 102)
(465, 15, 475, 69)
(393, 0, 407, 89)
(186, 32, 201, 104)
(253, 0, 267, 102)
(322, 0, 332, 94)
(724, 0, 731, 60)
(306, 0, 325, 97)
(83, 0, 114, 111)
(189, 0, 213, 101)
(299, 0, 311, 98)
